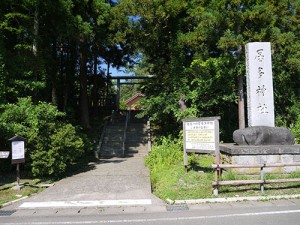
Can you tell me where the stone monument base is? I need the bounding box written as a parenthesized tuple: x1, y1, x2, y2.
(220, 144, 300, 174)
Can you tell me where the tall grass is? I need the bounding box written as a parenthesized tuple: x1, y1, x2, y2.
(146, 136, 183, 170)
(145, 135, 300, 200)
(146, 135, 215, 200)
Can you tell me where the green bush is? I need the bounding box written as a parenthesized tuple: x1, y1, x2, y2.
(145, 135, 216, 200)
(145, 135, 183, 170)
(31, 124, 84, 176)
(145, 136, 183, 188)
(291, 115, 300, 144)
(0, 97, 85, 177)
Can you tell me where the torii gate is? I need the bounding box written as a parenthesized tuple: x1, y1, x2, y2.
(107, 76, 151, 110)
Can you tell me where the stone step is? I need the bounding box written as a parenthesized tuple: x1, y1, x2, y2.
(101, 143, 123, 149)
(101, 143, 148, 150)
(105, 128, 124, 133)
(126, 138, 148, 143)
(127, 134, 146, 138)
(103, 137, 123, 142)
(101, 145, 147, 151)
(127, 127, 147, 132)
(126, 141, 148, 146)
(99, 113, 148, 159)
(100, 149, 147, 158)
(104, 132, 147, 140)
(101, 139, 148, 146)
(104, 126, 147, 133)
(100, 152, 124, 158)
(128, 123, 147, 127)
(127, 130, 147, 134)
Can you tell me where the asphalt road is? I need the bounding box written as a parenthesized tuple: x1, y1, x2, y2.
(1, 200, 300, 225)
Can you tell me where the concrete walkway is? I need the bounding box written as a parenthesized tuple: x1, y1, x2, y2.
(2, 117, 165, 215)
(15, 155, 164, 208)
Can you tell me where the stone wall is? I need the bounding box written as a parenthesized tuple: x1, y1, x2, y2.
(220, 144, 300, 174)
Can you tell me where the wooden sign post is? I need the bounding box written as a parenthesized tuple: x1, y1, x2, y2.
(183, 117, 220, 172)
(9, 135, 26, 189)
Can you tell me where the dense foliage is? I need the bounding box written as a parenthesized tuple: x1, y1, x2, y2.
(115, 0, 300, 141)
(0, 98, 85, 177)
(0, 1, 132, 177)
(0, 0, 134, 128)
(1, 0, 300, 177)
(291, 115, 300, 144)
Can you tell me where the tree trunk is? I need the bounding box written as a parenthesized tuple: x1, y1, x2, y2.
(63, 41, 76, 112)
(92, 53, 99, 112)
(32, 4, 39, 102)
(33, 5, 38, 58)
(63, 45, 69, 112)
(51, 40, 58, 106)
(79, 42, 90, 129)
(238, 74, 245, 129)
(236, 13, 245, 129)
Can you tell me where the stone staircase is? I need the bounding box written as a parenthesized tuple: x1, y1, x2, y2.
(100, 111, 148, 158)
(126, 122, 148, 158)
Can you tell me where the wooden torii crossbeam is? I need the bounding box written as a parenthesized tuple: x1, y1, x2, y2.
(107, 76, 152, 110)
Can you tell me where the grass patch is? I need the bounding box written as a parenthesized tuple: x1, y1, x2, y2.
(146, 136, 216, 200)
(0, 175, 52, 207)
(147, 136, 300, 200)
(217, 171, 300, 198)
(151, 160, 215, 200)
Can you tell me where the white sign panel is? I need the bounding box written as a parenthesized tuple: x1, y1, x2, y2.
(182, 117, 220, 170)
(12, 141, 25, 160)
(0, 151, 10, 159)
(246, 42, 275, 127)
(185, 121, 216, 150)
(183, 117, 220, 153)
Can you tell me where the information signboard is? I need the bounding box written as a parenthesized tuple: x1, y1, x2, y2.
(9, 135, 26, 164)
(0, 151, 10, 159)
(12, 141, 25, 160)
(183, 117, 220, 171)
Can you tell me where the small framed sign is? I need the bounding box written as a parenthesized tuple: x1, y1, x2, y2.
(9, 135, 26, 189)
(12, 141, 25, 160)
(0, 151, 10, 159)
(183, 117, 220, 171)
(9, 135, 26, 164)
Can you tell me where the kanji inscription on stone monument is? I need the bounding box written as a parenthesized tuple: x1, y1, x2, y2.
(246, 42, 275, 127)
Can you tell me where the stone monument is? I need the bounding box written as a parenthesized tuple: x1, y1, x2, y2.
(220, 42, 299, 173)
(234, 42, 294, 145)
(246, 42, 274, 127)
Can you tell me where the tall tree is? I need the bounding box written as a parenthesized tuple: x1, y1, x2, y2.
(115, 0, 300, 141)
(0, 0, 46, 103)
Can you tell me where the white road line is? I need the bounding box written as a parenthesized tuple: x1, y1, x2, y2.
(19, 199, 152, 208)
(4, 209, 300, 224)
(174, 194, 300, 204)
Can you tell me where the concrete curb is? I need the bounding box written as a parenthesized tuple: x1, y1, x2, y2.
(1, 196, 28, 208)
(167, 194, 300, 205)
